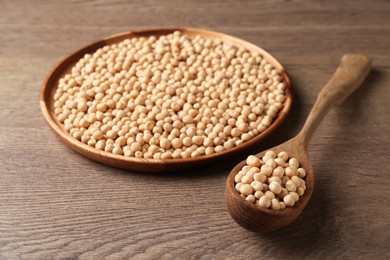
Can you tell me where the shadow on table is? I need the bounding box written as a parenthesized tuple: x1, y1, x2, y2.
(252, 179, 334, 254)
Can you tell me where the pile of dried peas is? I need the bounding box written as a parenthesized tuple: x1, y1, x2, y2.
(53, 31, 287, 159)
(235, 151, 306, 210)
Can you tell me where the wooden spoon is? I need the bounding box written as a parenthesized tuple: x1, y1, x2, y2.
(225, 54, 372, 233)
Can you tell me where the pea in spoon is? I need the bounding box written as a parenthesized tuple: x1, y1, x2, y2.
(225, 54, 372, 233)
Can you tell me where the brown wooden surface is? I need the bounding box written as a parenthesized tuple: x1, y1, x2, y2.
(1, 0, 389, 259)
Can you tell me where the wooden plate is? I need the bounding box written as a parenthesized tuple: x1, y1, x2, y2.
(40, 27, 292, 172)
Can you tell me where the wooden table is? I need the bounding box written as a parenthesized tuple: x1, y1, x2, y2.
(1, 1, 389, 259)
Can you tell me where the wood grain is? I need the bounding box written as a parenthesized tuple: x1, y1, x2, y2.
(1, 0, 389, 259)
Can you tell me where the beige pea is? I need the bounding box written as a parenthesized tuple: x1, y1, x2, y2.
(101, 124, 110, 134)
(234, 172, 245, 183)
(92, 130, 104, 140)
(72, 130, 82, 140)
(213, 137, 223, 146)
(134, 151, 143, 158)
(130, 142, 142, 152)
(289, 158, 299, 168)
(214, 145, 224, 153)
(265, 158, 276, 168)
(231, 128, 241, 137)
(182, 115, 193, 124)
(241, 133, 251, 141)
(171, 138, 182, 149)
(260, 164, 273, 176)
(289, 192, 299, 202)
(96, 103, 108, 112)
(271, 198, 281, 210)
(277, 188, 288, 200)
(237, 123, 248, 132)
(239, 184, 253, 196)
(160, 138, 171, 149)
(297, 167, 307, 178)
(116, 136, 126, 146)
(268, 176, 282, 184)
(106, 130, 118, 139)
(272, 166, 284, 178)
(248, 166, 260, 175)
(205, 147, 214, 155)
(246, 194, 256, 203)
(95, 140, 106, 150)
(262, 155, 273, 163)
(57, 113, 67, 123)
(285, 180, 297, 192)
(241, 174, 254, 184)
(245, 170, 256, 179)
(264, 150, 276, 158)
(161, 151, 172, 159)
(112, 145, 123, 155)
(250, 181, 263, 192)
(241, 165, 251, 173)
(224, 140, 235, 150)
(123, 145, 131, 154)
(190, 148, 201, 158)
(269, 181, 282, 194)
(203, 137, 213, 147)
(283, 194, 295, 207)
(277, 151, 289, 161)
(263, 190, 274, 199)
(80, 134, 90, 144)
(106, 139, 115, 145)
(285, 166, 298, 178)
(79, 118, 90, 128)
(65, 100, 77, 109)
(246, 155, 261, 167)
(254, 191, 264, 199)
(179, 151, 190, 160)
(235, 183, 242, 192)
(104, 143, 113, 152)
(182, 136, 192, 147)
(192, 136, 203, 146)
(153, 152, 162, 159)
(186, 127, 196, 137)
(290, 176, 302, 187)
(274, 158, 285, 166)
(148, 144, 159, 154)
(258, 196, 271, 208)
(254, 173, 267, 183)
(297, 187, 305, 196)
(281, 176, 289, 185)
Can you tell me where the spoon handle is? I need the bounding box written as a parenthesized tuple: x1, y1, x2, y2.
(299, 54, 372, 146)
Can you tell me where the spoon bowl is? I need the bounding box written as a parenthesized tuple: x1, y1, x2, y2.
(225, 54, 372, 232)
(225, 137, 314, 232)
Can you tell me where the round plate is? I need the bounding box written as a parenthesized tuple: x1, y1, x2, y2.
(40, 27, 292, 172)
